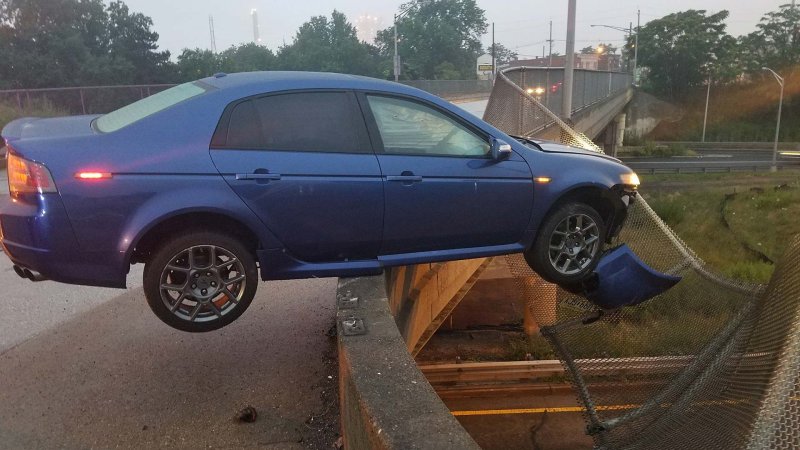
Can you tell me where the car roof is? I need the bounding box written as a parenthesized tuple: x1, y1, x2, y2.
(201, 71, 410, 94)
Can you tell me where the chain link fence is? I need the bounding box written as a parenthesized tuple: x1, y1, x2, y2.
(0, 84, 177, 115)
(0, 79, 493, 117)
(485, 68, 800, 449)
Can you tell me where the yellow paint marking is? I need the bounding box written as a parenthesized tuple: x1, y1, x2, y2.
(452, 404, 639, 416)
(780, 151, 800, 156)
(451, 397, 766, 417)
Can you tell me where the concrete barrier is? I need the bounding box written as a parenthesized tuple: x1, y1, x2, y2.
(337, 275, 480, 450)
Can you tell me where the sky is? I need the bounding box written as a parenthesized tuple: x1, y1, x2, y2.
(123, 0, 788, 59)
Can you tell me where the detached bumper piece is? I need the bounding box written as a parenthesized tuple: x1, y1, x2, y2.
(583, 244, 681, 310)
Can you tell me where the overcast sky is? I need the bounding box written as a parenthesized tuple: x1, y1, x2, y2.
(123, 0, 787, 59)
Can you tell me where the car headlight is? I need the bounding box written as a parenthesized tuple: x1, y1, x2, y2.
(620, 172, 640, 187)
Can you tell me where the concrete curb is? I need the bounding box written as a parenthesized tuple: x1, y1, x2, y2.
(337, 275, 480, 450)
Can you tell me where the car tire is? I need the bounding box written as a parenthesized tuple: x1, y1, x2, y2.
(525, 202, 606, 286)
(143, 230, 258, 332)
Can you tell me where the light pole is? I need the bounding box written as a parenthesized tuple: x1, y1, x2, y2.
(590, 24, 635, 74)
(393, 4, 418, 82)
(762, 67, 785, 172)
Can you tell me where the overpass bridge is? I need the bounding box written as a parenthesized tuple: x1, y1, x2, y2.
(484, 67, 634, 152)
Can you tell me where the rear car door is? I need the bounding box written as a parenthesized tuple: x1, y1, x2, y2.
(360, 93, 534, 255)
(210, 90, 383, 262)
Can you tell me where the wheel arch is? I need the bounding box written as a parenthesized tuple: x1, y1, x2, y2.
(127, 210, 265, 266)
(534, 183, 626, 246)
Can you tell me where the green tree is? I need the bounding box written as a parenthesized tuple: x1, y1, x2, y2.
(630, 9, 736, 100)
(0, 0, 172, 88)
(277, 10, 379, 76)
(375, 0, 488, 80)
(219, 43, 276, 73)
(175, 48, 220, 81)
(488, 42, 518, 65)
(581, 43, 617, 54)
(106, 1, 171, 83)
(739, 5, 800, 73)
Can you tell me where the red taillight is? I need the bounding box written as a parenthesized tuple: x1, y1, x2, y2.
(7, 153, 57, 196)
(75, 172, 112, 180)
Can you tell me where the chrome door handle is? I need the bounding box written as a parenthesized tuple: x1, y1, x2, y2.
(386, 175, 422, 182)
(235, 173, 282, 181)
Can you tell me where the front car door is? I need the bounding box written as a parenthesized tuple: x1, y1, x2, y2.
(360, 93, 534, 256)
(210, 90, 383, 262)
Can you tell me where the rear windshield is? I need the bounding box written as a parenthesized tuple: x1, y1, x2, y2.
(94, 82, 210, 133)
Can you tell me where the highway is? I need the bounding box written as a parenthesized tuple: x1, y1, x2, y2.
(620, 148, 800, 173)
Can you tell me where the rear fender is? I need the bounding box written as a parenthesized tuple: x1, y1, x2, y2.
(118, 186, 283, 266)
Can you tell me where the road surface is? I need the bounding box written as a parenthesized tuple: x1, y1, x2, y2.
(621, 148, 800, 172)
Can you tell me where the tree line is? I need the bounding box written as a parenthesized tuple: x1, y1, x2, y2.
(626, 6, 800, 101)
(0, 0, 501, 89)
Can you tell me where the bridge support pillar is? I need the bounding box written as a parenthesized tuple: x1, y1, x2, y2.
(615, 113, 626, 148)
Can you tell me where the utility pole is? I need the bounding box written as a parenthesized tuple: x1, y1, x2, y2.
(491, 22, 496, 80)
(393, 14, 400, 82)
(545, 20, 553, 108)
(562, 0, 576, 119)
(633, 9, 640, 84)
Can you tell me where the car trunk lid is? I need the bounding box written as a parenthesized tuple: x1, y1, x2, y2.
(2, 115, 99, 144)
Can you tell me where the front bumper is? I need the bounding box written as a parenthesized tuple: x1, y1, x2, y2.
(604, 185, 637, 242)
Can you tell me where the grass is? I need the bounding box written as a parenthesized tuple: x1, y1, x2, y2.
(723, 181, 800, 263)
(503, 172, 800, 361)
(619, 141, 697, 157)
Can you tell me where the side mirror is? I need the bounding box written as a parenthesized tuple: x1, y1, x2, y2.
(491, 138, 513, 160)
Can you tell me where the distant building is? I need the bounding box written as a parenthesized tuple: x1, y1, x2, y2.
(508, 53, 623, 72)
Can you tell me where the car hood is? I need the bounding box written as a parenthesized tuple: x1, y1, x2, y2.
(2, 115, 99, 143)
(526, 138, 623, 164)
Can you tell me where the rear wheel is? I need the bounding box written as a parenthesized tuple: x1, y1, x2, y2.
(525, 202, 605, 286)
(143, 231, 258, 332)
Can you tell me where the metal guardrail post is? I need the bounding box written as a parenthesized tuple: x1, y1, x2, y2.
(79, 89, 86, 115)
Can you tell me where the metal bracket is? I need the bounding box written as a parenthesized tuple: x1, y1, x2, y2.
(340, 317, 366, 336)
(337, 291, 360, 309)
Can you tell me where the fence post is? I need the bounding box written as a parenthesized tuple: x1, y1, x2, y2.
(79, 88, 87, 115)
(16, 92, 22, 110)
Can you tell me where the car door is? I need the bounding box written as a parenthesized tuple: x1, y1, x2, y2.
(360, 93, 534, 255)
(210, 90, 384, 263)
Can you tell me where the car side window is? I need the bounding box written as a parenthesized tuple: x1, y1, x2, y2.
(366, 95, 490, 157)
(225, 91, 370, 153)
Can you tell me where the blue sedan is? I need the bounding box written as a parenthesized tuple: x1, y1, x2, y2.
(0, 72, 638, 332)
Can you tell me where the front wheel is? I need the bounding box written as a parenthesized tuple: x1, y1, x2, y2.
(143, 231, 258, 332)
(525, 202, 605, 286)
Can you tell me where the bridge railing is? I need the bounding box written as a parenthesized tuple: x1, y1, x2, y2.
(501, 67, 632, 117)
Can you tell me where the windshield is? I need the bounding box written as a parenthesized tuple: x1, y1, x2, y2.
(94, 82, 210, 133)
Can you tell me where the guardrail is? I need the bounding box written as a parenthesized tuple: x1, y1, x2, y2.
(624, 160, 800, 174)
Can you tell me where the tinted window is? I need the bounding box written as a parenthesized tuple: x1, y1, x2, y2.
(96, 82, 209, 133)
(366, 95, 489, 157)
(225, 91, 368, 153)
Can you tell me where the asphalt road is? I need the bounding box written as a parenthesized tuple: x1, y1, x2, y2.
(0, 276, 339, 449)
(620, 148, 800, 171)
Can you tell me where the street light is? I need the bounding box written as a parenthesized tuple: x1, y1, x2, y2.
(762, 66, 785, 172)
(591, 18, 638, 78)
(393, 4, 419, 82)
